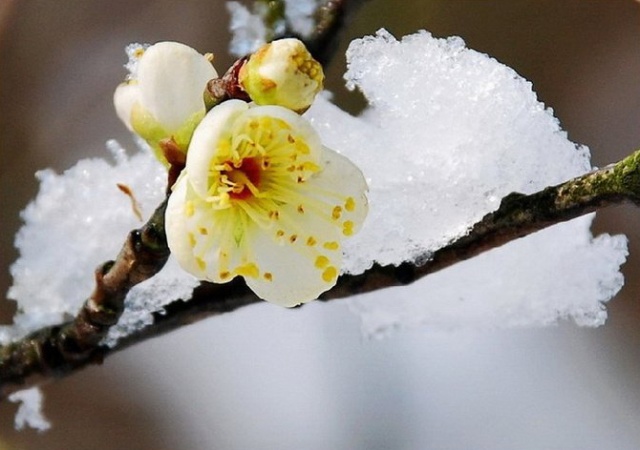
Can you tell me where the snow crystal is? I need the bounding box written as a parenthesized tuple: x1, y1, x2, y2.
(1, 141, 198, 345)
(227, 1, 269, 57)
(227, 0, 321, 57)
(9, 387, 51, 431)
(123, 42, 149, 80)
(305, 29, 627, 333)
(283, 0, 322, 38)
(309, 30, 594, 272)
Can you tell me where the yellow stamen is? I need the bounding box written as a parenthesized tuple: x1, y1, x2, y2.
(323, 241, 339, 250)
(235, 262, 260, 278)
(315, 255, 330, 269)
(322, 266, 338, 282)
(185, 201, 195, 217)
(345, 197, 356, 212)
(342, 221, 354, 236)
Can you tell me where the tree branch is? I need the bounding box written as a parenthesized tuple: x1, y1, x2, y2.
(1, 148, 638, 399)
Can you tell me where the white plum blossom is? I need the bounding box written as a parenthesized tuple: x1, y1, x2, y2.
(113, 41, 217, 164)
(165, 100, 368, 306)
(239, 38, 325, 113)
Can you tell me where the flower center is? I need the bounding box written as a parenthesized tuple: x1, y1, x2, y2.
(223, 157, 262, 200)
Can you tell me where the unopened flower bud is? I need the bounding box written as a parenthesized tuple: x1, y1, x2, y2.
(114, 41, 217, 165)
(239, 38, 324, 113)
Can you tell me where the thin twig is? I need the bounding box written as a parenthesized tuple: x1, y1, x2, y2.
(306, 0, 369, 65)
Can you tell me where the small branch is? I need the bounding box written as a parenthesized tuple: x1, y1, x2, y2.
(305, 0, 369, 65)
(0, 200, 170, 399)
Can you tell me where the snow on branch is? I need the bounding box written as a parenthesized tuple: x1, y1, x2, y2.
(1, 146, 638, 398)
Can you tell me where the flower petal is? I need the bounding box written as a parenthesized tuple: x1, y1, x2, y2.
(240, 104, 323, 159)
(168, 172, 259, 284)
(239, 149, 367, 306)
(113, 82, 140, 132)
(244, 216, 343, 307)
(165, 175, 209, 279)
(303, 146, 369, 237)
(186, 99, 250, 197)
(137, 41, 217, 131)
(188, 206, 257, 284)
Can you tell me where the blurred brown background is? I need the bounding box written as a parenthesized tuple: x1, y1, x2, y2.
(1, 1, 639, 449)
